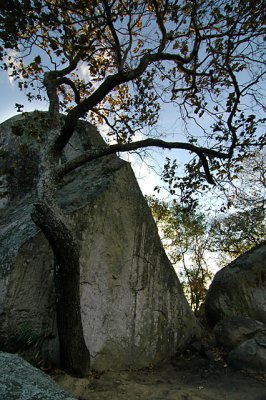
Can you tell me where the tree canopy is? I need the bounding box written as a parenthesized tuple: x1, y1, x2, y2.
(1, 0, 265, 190)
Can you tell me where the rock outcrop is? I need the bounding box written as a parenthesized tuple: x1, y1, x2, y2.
(0, 352, 77, 400)
(228, 332, 266, 373)
(213, 316, 266, 351)
(205, 244, 266, 373)
(213, 316, 266, 373)
(0, 112, 200, 370)
(205, 243, 266, 327)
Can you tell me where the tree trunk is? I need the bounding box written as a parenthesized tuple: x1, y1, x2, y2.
(31, 201, 90, 377)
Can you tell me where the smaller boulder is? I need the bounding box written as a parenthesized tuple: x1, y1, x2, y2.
(228, 332, 266, 373)
(205, 242, 266, 326)
(214, 316, 266, 351)
(0, 352, 77, 400)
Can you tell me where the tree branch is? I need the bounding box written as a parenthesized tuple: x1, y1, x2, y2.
(152, 0, 168, 53)
(54, 50, 194, 153)
(43, 56, 80, 119)
(57, 137, 230, 184)
(57, 77, 81, 104)
(102, 0, 122, 69)
(226, 64, 241, 157)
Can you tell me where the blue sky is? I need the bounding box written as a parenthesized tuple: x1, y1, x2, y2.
(0, 72, 48, 123)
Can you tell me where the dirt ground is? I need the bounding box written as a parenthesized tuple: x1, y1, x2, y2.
(52, 353, 266, 400)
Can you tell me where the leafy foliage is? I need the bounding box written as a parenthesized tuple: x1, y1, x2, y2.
(148, 150, 266, 310)
(148, 196, 213, 315)
(0, 0, 265, 189)
(208, 150, 266, 264)
(209, 208, 266, 265)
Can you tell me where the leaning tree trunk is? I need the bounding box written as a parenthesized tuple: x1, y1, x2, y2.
(31, 201, 90, 377)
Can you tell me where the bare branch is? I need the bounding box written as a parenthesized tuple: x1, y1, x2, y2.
(102, 0, 122, 69)
(55, 48, 197, 153)
(57, 77, 81, 104)
(152, 0, 168, 53)
(226, 64, 241, 156)
(57, 137, 230, 184)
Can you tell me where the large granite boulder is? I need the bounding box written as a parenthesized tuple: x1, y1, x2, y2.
(0, 352, 77, 400)
(205, 243, 266, 327)
(0, 112, 200, 370)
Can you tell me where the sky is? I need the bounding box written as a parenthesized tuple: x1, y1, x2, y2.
(0, 71, 47, 123)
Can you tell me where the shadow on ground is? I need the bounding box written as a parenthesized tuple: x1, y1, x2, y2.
(52, 354, 266, 400)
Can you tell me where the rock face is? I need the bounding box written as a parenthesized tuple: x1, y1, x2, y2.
(228, 332, 266, 373)
(213, 316, 266, 351)
(213, 316, 266, 373)
(205, 245, 266, 373)
(0, 112, 199, 370)
(205, 243, 266, 327)
(0, 352, 77, 400)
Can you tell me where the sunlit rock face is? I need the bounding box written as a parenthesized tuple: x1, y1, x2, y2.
(205, 242, 266, 327)
(0, 112, 200, 370)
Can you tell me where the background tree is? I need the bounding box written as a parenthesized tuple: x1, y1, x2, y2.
(0, 0, 265, 376)
(148, 196, 212, 315)
(209, 208, 265, 265)
(149, 153, 266, 310)
(149, 150, 266, 306)
(208, 149, 266, 264)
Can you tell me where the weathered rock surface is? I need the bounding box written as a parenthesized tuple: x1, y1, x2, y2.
(0, 112, 200, 370)
(205, 243, 266, 327)
(228, 332, 266, 373)
(0, 352, 77, 400)
(214, 316, 266, 351)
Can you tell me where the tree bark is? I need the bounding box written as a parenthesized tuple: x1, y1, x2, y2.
(31, 201, 90, 377)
